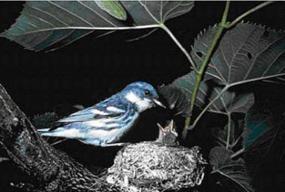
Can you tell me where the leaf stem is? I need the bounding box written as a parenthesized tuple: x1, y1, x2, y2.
(183, 1, 274, 135)
(226, 113, 232, 149)
(1, 25, 162, 37)
(226, 1, 274, 29)
(183, 1, 230, 135)
(231, 148, 245, 159)
(188, 86, 229, 130)
(161, 24, 197, 72)
(187, 74, 285, 130)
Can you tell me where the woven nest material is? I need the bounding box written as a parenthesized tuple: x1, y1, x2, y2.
(106, 142, 207, 192)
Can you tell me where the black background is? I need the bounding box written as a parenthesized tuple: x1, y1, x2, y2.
(0, 1, 285, 192)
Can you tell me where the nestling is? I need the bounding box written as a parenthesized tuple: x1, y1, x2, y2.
(38, 82, 165, 147)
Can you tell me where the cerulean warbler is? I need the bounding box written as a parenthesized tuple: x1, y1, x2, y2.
(38, 82, 165, 147)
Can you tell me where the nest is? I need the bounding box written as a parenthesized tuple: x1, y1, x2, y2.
(106, 142, 207, 192)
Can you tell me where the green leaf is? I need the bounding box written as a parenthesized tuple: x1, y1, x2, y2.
(159, 85, 191, 116)
(95, 1, 127, 21)
(243, 106, 273, 149)
(209, 146, 254, 192)
(242, 111, 285, 171)
(161, 23, 285, 116)
(160, 71, 254, 116)
(212, 119, 236, 147)
(32, 112, 58, 129)
(121, 1, 194, 25)
(192, 22, 285, 85)
(1, 1, 194, 51)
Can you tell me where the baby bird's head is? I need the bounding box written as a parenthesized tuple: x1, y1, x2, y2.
(122, 81, 165, 112)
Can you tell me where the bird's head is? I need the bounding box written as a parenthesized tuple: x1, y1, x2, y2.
(121, 81, 165, 112)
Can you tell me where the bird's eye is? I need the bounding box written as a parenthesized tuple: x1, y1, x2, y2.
(144, 90, 151, 96)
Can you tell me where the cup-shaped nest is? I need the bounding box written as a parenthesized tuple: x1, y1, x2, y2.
(106, 142, 207, 192)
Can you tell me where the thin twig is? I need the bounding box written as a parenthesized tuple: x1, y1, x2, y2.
(185, 75, 285, 130)
(183, 1, 275, 133)
(136, 1, 197, 71)
(231, 148, 245, 159)
(230, 133, 242, 148)
(226, 1, 275, 29)
(161, 24, 197, 72)
(183, 1, 230, 137)
(127, 28, 158, 42)
(188, 86, 229, 130)
(226, 112, 231, 149)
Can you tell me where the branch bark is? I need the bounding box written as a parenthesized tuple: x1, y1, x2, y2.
(0, 83, 118, 192)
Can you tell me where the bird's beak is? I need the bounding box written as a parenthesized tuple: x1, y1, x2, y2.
(153, 99, 166, 108)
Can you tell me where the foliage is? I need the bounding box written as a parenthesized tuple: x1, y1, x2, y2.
(192, 23, 285, 85)
(0, 1, 193, 51)
(32, 112, 58, 128)
(243, 105, 273, 149)
(1, 1, 284, 192)
(161, 22, 285, 123)
(212, 118, 243, 148)
(209, 146, 253, 192)
(160, 71, 255, 116)
(95, 1, 127, 21)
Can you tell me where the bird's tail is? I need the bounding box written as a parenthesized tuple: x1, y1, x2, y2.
(37, 128, 57, 137)
(38, 127, 78, 138)
(37, 128, 50, 133)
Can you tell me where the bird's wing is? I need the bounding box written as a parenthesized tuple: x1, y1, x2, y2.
(57, 98, 127, 124)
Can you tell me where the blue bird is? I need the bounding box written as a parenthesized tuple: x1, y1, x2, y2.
(38, 82, 165, 147)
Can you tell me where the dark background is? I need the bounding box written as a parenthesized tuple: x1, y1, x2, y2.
(0, 1, 285, 192)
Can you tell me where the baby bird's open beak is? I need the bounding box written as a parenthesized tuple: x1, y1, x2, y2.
(153, 99, 166, 108)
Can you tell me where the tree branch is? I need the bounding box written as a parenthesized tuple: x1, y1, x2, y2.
(0, 83, 118, 192)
